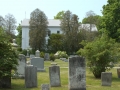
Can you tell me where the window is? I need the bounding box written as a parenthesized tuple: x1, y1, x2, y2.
(57, 31, 60, 34)
(48, 30, 51, 36)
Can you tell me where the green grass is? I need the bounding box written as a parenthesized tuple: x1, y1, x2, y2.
(1, 59, 120, 90)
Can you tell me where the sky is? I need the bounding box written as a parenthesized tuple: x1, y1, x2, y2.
(0, 0, 107, 25)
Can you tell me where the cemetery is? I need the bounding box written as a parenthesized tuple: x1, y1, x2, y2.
(1, 0, 120, 90)
(0, 54, 120, 90)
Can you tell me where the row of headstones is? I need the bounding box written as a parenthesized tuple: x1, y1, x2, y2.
(25, 56, 86, 90)
(16, 50, 46, 78)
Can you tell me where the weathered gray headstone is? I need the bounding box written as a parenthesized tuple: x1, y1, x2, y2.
(68, 56, 86, 90)
(117, 68, 120, 78)
(41, 84, 50, 90)
(36, 50, 40, 57)
(30, 54, 35, 60)
(101, 72, 112, 86)
(15, 54, 26, 78)
(30, 57, 45, 72)
(44, 53, 50, 61)
(25, 65, 37, 88)
(0, 71, 11, 88)
(49, 66, 61, 87)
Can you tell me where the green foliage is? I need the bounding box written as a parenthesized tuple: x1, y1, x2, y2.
(50, 53, 55, 61)
(48, 33, 64, 53)
(0, 27, 18, 78)
(77, 35, 120, 78)
(60, 10, 81, 54)
(101, 0, 120, 42)
(16, 24, 22, 47)
(40, 51, 45, 58)
(55, 51, 68, 59)
(82, 12, 102, 30)
(29, 8, 48, 50)
(54, 11, 65, 19)
(20, 49, 27, 56)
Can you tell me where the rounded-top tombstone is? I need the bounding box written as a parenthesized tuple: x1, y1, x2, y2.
(35, 50, 40, 57)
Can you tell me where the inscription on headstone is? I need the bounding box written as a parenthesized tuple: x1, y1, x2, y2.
(68, 56, 86, 90)
(101, 72, 112, 86)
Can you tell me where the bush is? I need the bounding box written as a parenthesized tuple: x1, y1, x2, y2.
(40, 52, 45, 58)
(77, 35, 120, 78)
(54, 51, 68, 59)
(20, 49, 27, 56)
(50, 53, 55, 61)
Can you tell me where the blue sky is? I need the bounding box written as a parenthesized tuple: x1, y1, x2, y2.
(0, 0, 107, 25)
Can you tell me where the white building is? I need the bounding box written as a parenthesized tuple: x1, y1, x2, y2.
(21, 19, 97, 49)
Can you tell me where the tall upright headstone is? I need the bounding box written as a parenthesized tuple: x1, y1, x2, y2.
(68, 56, 86, 90)
(16, 54, 26, 78)
(25, 65, 37, 88)
(49, 66, 61, 87)
(101, 72, 112, 86)
(44, 53, 50, 61)
(117, 68, 120, 78)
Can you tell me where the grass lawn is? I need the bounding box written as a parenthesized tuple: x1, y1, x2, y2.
(1, 59, 120, 90)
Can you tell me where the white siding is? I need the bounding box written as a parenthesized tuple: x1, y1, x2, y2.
(22, 26, 62, 49)
(22, 27, 30, 49)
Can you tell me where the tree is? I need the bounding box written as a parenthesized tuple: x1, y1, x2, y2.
(101, 0, 120, 42)
(54, 11, 65, 19)
(16, 24, 22, 47)
(0, 16, 5, 27)
(0, 26, 18, 88)
(77, 35, 120, 78)
(48, 33, 63, 53)
(60, 10, 80, 54)
(29, 8, 48, 51)
(4, 14, 16, 42)
(4, 14, 16, 34)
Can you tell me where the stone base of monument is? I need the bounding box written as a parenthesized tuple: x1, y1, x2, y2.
(37, 68, 46, 72)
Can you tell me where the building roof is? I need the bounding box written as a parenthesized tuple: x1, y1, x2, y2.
(79, 24, 97, 31)
(21, 19, 97, 31)
(21, 19, 61, 27)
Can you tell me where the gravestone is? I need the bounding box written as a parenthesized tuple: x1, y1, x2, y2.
(30, 54, 35, 60)
(101, 72, 112, 86)
(36, 50, 40, 57)
(44, 53, 50, 61)
(117, 68, 120, 78)
(14, 54, 26, 78)
(30, 50, 45, 72)
(41, 84, 50, 90)
(68, 56, 86, 90)
(25, 65, 37, 88)
(49, 66, 61, 87)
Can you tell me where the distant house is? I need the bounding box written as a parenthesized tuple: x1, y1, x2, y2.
(21, 19, 97, 49)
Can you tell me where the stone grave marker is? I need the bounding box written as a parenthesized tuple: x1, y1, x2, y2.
(101, 72, 112, 86)
(68, 56, 86, 90)
(25, 65, 37, 88)
(49, 65, 61, 87)
(36, 50, 40, 57)
(117, 68, 120, 78)
(30, 50, 45, 72)
(15, 54, 26, 78)
(44, 53, 50, 61)
(30, 54, 35, 60)
(41, 84, 50, 90)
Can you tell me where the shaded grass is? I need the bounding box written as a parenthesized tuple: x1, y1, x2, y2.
(1, 60, 120, 90)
